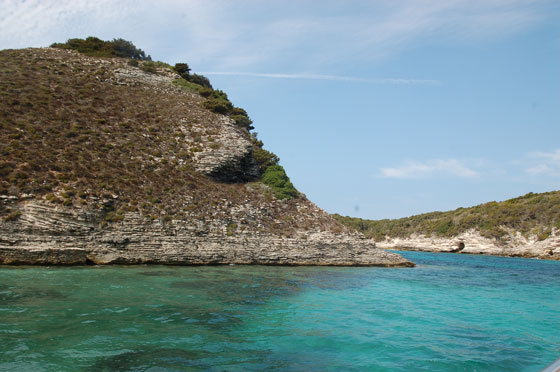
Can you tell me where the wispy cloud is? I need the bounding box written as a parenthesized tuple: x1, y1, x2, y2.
(0, 0, 136, 48)
(532, 148, 560, 162)
(380, 159, 480, 179)
(200, 71, 441, 85)
(0, 0, 553, 70)
(526, 148, 560, 177)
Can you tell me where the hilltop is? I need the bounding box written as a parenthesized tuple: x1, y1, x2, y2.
(0, 38, 412, 267)
(334, 191, 560, 260)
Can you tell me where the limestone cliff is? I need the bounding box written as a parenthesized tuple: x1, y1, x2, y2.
(0, 200, 411, 266)
(375, 230, 560, 260)
(0, 46, 412, 267)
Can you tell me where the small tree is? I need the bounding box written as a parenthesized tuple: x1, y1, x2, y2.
(111, 38, 150, 60)
(188, 73, 212, 88)
(174, 63, 191, 78)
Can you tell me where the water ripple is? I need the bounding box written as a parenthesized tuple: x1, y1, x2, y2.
(0, 252, 558, 371)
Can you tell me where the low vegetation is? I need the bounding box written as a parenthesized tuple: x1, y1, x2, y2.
(174, 63, 212, 89)
(1, 38, 299, 227)
(334, 191, 560, 241)
(261, 165, 299, 200)
(251, 136, 280, 174)
(51, 37, 151, 60)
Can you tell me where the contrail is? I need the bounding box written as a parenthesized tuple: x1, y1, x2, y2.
(199, 71, 441, 85)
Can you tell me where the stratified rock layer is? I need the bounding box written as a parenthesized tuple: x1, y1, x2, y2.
(0, 202, 413, 267)
(376, 231, 560, 260)
(0, 47, 413, 267)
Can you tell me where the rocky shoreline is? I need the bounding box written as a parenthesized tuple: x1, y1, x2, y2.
(0, 201, 414, 267)
(375, 230, 560, 260)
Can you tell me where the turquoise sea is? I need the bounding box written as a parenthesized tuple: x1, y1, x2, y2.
(1, 251, 559, 372)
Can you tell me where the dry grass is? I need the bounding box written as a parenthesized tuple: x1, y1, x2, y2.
(0, 47, 343, 235)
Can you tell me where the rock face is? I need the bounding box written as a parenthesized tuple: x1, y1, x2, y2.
(112, 61, 261, 182)
(0, 201, 413, 267)
(376, 230, 560, 260)
(192, 116, 260, 182)
(0, 47, 414, 267)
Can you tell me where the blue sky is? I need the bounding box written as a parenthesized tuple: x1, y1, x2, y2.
(1, 0, 559, 219)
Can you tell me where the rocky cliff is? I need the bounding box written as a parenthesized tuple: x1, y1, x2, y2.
(0, 45, 412, 267)
(0, 200, 411, 266)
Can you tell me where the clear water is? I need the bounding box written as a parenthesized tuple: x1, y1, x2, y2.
(1, 251, 559, 372)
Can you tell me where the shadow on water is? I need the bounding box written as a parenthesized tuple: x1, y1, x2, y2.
(129, 267, 378, 337)
(0, 286, 66, 305)
(166, 266, 374, 305)
(87, 347, 274, 372)
(138, 270, 177, 277)
(88, 348, 211, 372)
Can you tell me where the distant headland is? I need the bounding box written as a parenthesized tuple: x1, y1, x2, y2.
(334, 190, 560, 260)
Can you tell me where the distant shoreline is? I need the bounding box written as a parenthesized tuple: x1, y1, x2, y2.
(377, 236, 559, 261)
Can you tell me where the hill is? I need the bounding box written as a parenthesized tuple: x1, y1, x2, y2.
(333, 191, 560, 260)
(0, 38, 412, 267)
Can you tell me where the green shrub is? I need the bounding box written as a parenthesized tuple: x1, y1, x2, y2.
(261, 165, 298, 200)
(537, 228, 551, 241)
(203, 98, 233, 115)
(435, 219, 454, 236)
(112, 38, 150, 60)
(140, 62, 158, 74)
(51, 37, 151, 60)
(172, 78, 202, 94)
(230, 107, 254, 130)
(334, 190, 560, 241)
(231, 115, 253, 130)
(174, 63, 191, 77)
(481, 226, 507, 240)
(188, 74, 212, 88)
(231, 107, 247, 116)
(149, 61, 173, 69)
(0, 161, 14, 177)
(253, 147, 279, 174)
(251, 136, 279, 174)
(104, 211, 124, 223)
(226, 222, 237, 236)
(199, 89, 235, 115)
(197, 89, 255, 132)
(3, 209, 22, 222)
(198, 87, 214, 98)
(173, 63, 212, 88)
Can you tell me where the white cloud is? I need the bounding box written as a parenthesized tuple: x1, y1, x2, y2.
(525, 149, 560, 177)
(0, 0, 552, 71)
(199, 71, 441, 85)
(532, 148, 560, 162)
(380, 159, 480, 179)
(0, 0, 133, 47)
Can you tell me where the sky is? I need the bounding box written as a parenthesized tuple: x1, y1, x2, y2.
(1, 0, 559, 219)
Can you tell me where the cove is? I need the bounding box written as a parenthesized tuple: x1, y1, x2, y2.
(1, 251, 559, 371)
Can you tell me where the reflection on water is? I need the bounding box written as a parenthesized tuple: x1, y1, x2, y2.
(0, 252, 559, 372)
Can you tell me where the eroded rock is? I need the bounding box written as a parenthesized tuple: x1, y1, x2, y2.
(0, 201, 413, 267)
(376, 230, 560, 260)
